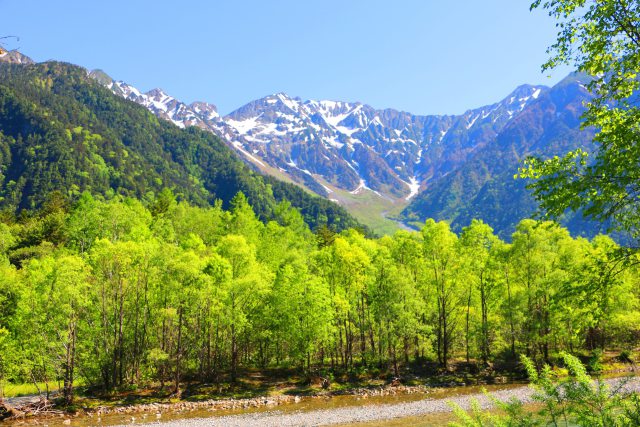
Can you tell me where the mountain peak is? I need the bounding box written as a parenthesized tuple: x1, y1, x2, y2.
(190, 101, 219, 112)
(94, 67, 586, 232)
(88, 69, 113, 86)
(0, 50, 34, 65)
(146, 88, 170, 98)
(510, 84, 547, 101)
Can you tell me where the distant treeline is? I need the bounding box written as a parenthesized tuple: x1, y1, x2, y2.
(0, 192, 638, 404)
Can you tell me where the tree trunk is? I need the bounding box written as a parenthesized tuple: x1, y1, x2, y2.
(465, 285, 472, 364)
(174, 306, 183, 394)
(63, 320, 76, 405)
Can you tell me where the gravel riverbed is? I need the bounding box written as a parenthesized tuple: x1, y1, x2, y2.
(114, 377, 640, 427)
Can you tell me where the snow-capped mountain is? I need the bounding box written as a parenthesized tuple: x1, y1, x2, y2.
(107, 80, 221, 129)
(0, 52, 600, 237)
(401, 73, 595, 238)
(93, 70, 547, 202)
(218, 87, 546, 200)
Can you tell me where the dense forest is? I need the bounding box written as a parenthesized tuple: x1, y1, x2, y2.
(0, 60, 363, 233)
(0, 191, 638, 404)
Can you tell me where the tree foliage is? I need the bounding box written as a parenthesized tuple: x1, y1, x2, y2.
(451, 353, 640, 426)
(1, 193, 639, 400)
(522, 0, 640, 238)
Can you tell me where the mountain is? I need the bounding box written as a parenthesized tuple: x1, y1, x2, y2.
(94, 71, 557, 234)
(0, 51, 603, 238)
(95, 76, 546, 200)
(0, 50, 34, 65)
(0, 57, 365, 232)
(401, 73, 601, 238)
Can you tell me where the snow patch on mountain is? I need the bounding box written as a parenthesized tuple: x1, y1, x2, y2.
(405, 177, 420, 201)
(350, 179, 368, 195)
(226, 115, 263, 135)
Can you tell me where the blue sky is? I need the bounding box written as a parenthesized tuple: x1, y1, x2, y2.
(1, 0, 571, 115)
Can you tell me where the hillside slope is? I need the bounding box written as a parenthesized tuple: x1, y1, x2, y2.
(0, 59, 364, 232)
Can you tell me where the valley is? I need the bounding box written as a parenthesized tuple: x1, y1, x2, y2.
(2, 1, 640, 425)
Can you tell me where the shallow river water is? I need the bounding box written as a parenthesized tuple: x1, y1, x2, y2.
(6, 382, 531, 426)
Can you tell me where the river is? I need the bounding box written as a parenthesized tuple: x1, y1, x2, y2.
(8, 377, 640, 426)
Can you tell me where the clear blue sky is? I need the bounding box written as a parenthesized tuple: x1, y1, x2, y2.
(1, 0, 571, 115)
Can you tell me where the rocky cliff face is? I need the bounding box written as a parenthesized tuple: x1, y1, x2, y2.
(93, 67, 602, 237)
(221, 88, 549, 200)
(401, 74, 597, 238)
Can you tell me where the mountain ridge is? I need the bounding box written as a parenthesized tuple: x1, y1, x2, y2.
(89, 65, 600, 238)
(92, 69, 549, 201)
(401, 73, 599, 238)
(1, 51, 600, 237)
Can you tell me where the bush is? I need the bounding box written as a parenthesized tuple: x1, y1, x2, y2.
(449, 353, 640, 427)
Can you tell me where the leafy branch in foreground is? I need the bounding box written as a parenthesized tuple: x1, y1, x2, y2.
(522, 1, 640, 239)
(449, 396, 536, 427)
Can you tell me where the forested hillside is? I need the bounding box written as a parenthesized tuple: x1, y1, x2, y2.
(1, 194, 638, 403)
(0, 60, 363, 232)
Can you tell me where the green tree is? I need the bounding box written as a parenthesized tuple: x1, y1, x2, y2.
(371, 236, 426, 375)
(161, 249, 212, 394)
(421, 219, 461, 370)
(21, 254, 91, 404)
(523, 0, 640, 238)
(388, 231, 432, 366)
(89, 239, 155, 389)
(0, 257, 19, 396)
(578, 235, 640, 350)
(216, 234, 271, 382)
(510, 220, 579, 363)
(459, 220, 504, 366)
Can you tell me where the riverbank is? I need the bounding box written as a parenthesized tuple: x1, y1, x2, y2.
(0, 360, 515, 419)
(5, 375, 638, 426)
(1, 383, 441, 425)
(2, 358, 637, 425)
(109, 377, 640, 427)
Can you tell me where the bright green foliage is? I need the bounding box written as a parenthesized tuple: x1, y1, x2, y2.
(510, 221, 580, 363)
(0, 258, 18, 396)
(372, 234, 427, 375)
(451, 353, 640, 426)
(217, 234, 271, 381)
(449, 396, 538, 427)
(422, 219, 462, 370)
(523, 0, 640, 238)
(1, 193, 639, 402)
(459, 220, 504, 365)
(19, 255, 91, 404)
